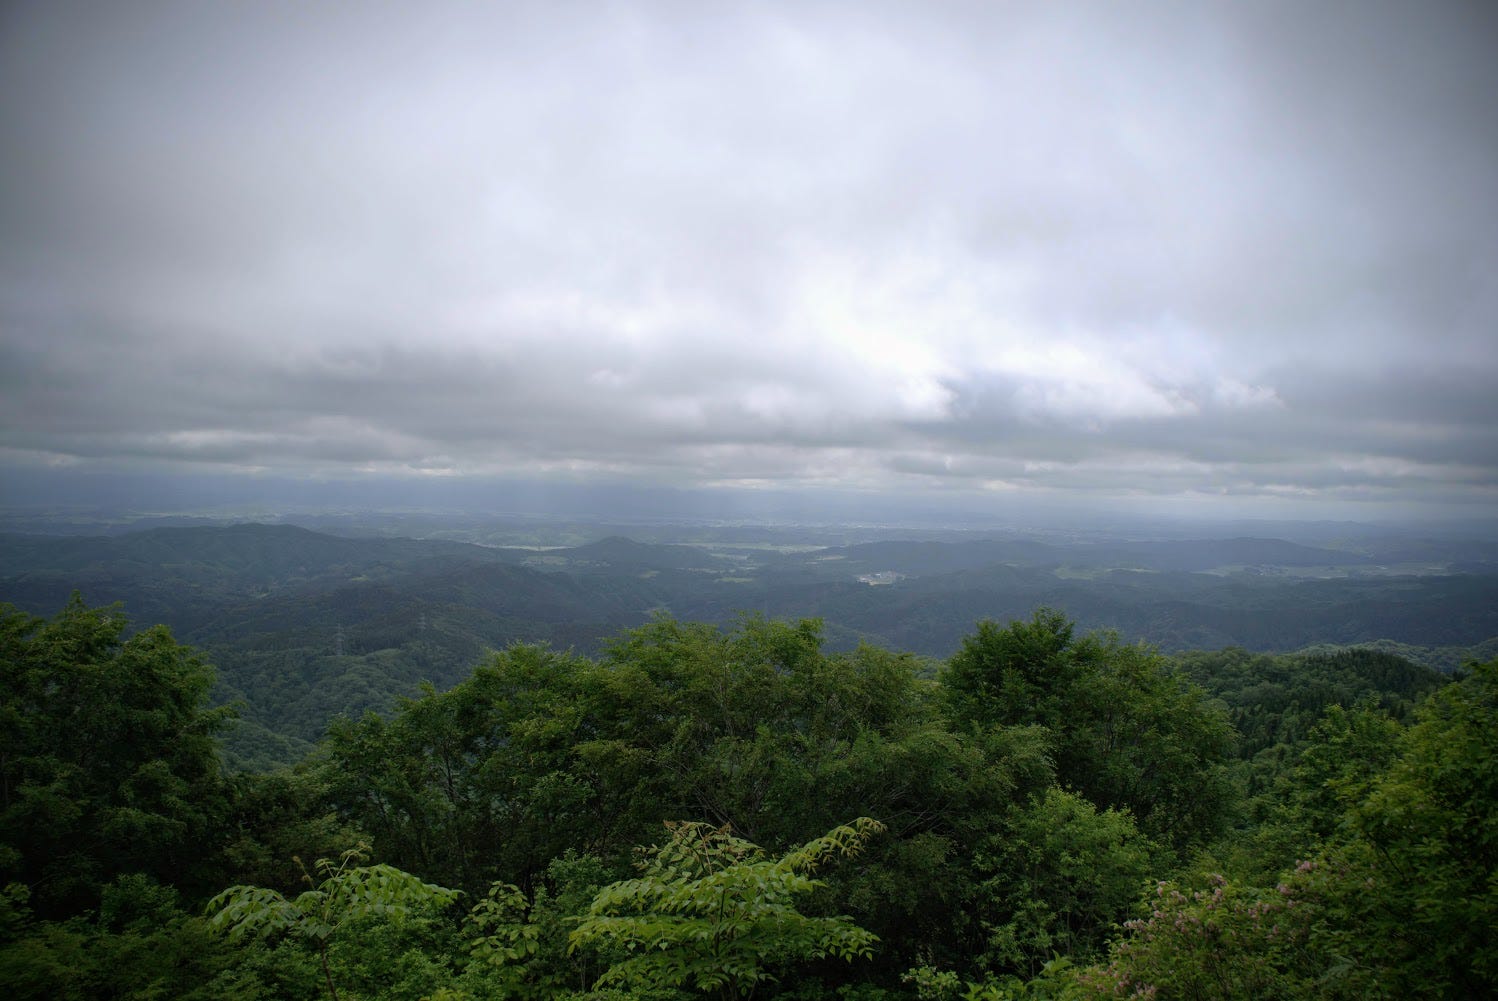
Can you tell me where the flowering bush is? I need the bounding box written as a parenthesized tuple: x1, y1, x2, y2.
(1066, 872, 1321, 1000)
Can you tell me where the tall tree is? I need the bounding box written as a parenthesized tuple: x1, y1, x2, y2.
(0, 595, 232, 915)
(943, 609, 1234, 846)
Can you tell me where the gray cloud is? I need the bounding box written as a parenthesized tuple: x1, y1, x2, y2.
(2, 0, 1496, 515)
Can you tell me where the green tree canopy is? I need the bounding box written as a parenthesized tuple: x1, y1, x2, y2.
(0, 595, 232, 916)
(942, 609, 1234, 847)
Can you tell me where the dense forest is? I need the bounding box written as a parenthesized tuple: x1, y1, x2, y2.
(3, 524, 1495, 771)
(3, 593, 1493, 999)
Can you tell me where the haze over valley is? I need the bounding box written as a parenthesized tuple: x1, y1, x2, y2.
(3, 513, 1494, 768)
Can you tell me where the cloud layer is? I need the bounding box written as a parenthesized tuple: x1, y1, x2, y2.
(2, 0, 1496, 515)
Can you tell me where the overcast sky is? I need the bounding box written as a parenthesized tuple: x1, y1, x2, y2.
(2, 0, 1495, 520)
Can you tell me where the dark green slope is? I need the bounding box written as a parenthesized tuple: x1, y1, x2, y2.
(0, 523, 518, 633)
(542, 535, 728, 572)
(1076, 537, 1372, 571)
(728, 565, 1498, 657)
(187, 560, 678, 756)
(776, 536, 1369, 577)
(0, 522, 511, 579)
(773, 539, 1066, 576)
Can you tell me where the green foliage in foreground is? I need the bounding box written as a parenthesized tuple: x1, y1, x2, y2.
(1004, 658, 1498, 1001)
(570, 818, 884, 1000)
(207, 844, 461, 1001)
(0, 594, 233, 916)
(3, 594, 1495, 999)
(0, 876, 244, 1001)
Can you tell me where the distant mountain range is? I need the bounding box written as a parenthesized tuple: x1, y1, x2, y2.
(3, 522, 1495, 768)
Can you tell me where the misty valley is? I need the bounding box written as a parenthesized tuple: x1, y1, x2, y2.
(4, 519, 1494, 769)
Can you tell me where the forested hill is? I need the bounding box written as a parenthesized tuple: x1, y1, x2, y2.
(0, 524, 514, 629)
(0, 521, 512, 578)
(2, 598, 1493, 998)
(2, 523, 1496, 767)
(770, 535, 1378, 575)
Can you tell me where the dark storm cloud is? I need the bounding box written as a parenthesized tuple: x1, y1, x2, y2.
(1, 0, 1495, 514)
